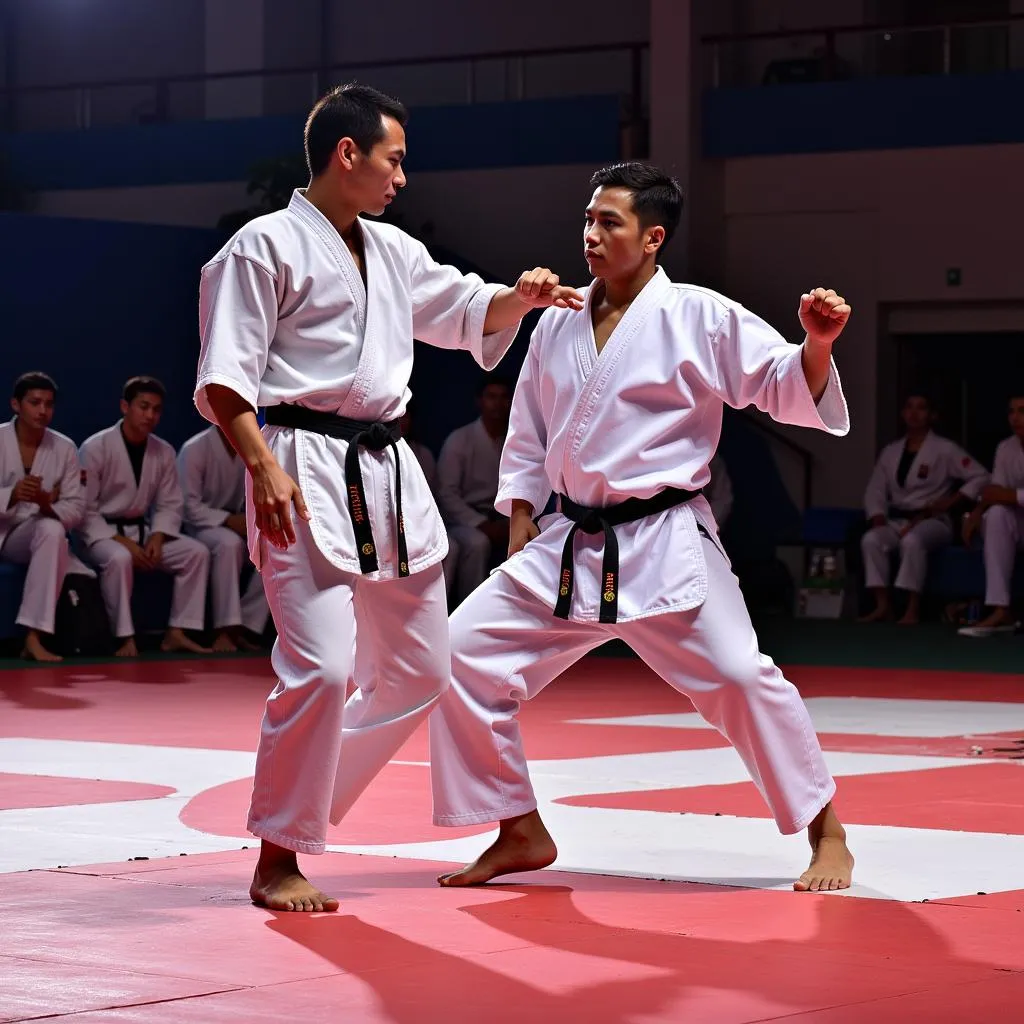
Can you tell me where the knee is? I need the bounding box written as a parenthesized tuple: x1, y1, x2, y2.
(462, 528, 491, 557)
(104, 544, 134, 574)
(983, 505, 1014, 533)
(897, 531, 927, 557)
(214, 530, 246, 568)
(33, 518, 68, 551)
(183, 539, 211, 573)
(861, 527, 887, 555)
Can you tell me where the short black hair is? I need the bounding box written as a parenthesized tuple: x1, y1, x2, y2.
(13, 371, 57, 401)
(123, 376, 166, 404)
(477, 374, 512, 398)
(590, 162, 684, 245)
(305, 82, 409, 178)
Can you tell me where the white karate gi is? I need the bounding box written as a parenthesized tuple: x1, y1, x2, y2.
(195, 188, 517, 854)
(178, 426, 269, 634)
(78, 424, 210, 638)
(0, 421, 84, 634)
(430, 268, 849, 836)
(437, 418, 505, 600)
(706, 453, 734, 529)
(980, 436, 1024, 608)
(861, 431, 989, 593)
(408, 438, 459, 599)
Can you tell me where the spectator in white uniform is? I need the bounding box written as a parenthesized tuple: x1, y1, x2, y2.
(436, 375, 513, 602)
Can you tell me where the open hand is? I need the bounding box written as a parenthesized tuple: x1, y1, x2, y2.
(799, 288, 851, 347)
(251, 460, 310, 550)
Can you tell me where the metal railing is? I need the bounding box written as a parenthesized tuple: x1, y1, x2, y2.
(702, 14, 1024, 89)
(0, 42, 648, 134)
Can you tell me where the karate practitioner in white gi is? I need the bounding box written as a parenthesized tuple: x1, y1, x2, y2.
(960, 394, 1024, 635)
(0, 373, 85, 662)
(195, 83, 583, 912)
(860, 394, 988, 625)
(430, 162, 856, 893)
(437, 375, 513, 602)
(78, 377, 211, 658)
(179, 425, 270, 651)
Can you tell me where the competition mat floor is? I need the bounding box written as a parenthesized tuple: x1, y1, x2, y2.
(2, 622, 1022, 1022)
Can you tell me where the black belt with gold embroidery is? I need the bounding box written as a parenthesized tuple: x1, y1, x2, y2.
(264, 405, 409, 577)
(554, 487, 702, 623)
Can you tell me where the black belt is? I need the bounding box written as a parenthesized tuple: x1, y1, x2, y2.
(554, 486, 701, 624)
(107, 515, 147, 543)
(264, 404, 409, 577)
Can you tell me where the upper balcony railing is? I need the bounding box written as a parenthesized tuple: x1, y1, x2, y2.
(0, 42, 648, 135)
(701, 14, 1024, 90)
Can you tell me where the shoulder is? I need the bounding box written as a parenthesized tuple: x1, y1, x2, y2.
(878, 439, 904, 460)
(44, 428, 78, 454)
(80, 425, 117, 452)
(994, 437, 1017, 460)
(202, 210, 296, 278)
(148, 435, 177, 459)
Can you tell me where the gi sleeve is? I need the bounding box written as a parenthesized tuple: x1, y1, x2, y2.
(494, 332, 552, 518)
(52, 442, 86, 532)
(945, 443, 989, 502)
(78, 438, 117, 547)
(406, 235, 519, 370)
(150, 448, 184, 539)
(178, 443, 230, 531)
(710, 304, 850, 436)
(992, 443, 1024, 507)
(195, 252, 277, 422)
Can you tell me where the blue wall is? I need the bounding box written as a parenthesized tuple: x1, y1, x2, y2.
(0, 212, 218, 448)
(4, 96, 622, 191)
(704, 71, 1024, 157)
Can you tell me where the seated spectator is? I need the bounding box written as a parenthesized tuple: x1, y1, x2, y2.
(0, 372, 85, 662)
(178, 424, 269, 652)
(77, 376, 211, 658)
(437, 375, 512, 603)
(860, 393, 988, 625)
(960, 393, 1024, 636)
(398, 402, 460, 603)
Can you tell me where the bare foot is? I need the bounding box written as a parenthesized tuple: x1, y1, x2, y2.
(857, 606, 889, 623)
(973, 608, 1016, 630)
(438, 810, 557, 887)
(211, 631, 238, 653)
(896, 610, 919, 626)
(161, 628, 212, 654)
(115, 637, 139, 658)
(795, 802, 854, 892)
(250, 842, 339, 913)
(897, 593, 920, 626)
(22, 631, 62, 663)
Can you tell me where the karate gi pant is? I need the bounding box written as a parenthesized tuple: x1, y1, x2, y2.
(0, 518, 69, 634)
(982, 505, 1024, 608)
(861, 517, 953, 593)
(248, 520, 450, 854)
(84, 536, 210, 638)
(430, 534, 836, 836)
(194, 525, 269, 633)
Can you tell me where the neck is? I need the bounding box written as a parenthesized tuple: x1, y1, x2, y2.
(905, 428, 928, 444)
(304, 178, 360, 240)
(14, 419, 44, 446)
(121, 422, 148, 446)
(599, 263, 657, 309)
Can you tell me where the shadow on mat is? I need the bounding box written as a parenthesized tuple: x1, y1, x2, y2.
(264, 882, 1002, 1023)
